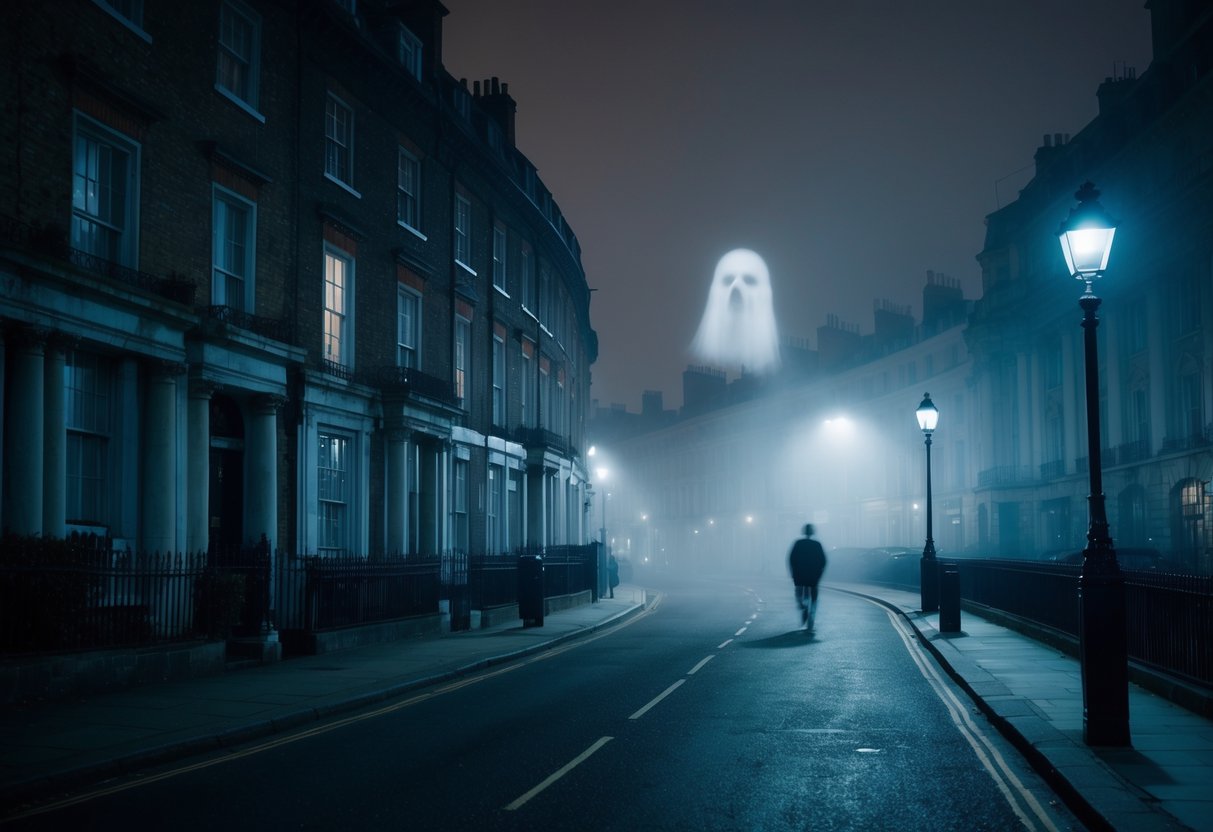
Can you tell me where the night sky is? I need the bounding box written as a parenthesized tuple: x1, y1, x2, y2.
(443, 1, 1153, 411)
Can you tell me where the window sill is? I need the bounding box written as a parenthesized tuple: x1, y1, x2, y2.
(215, 85, 266, 123)
(456, 260, 477, 277)
(92, 1, 152, 42)
(324, 172, 362, 199)
(493, 285, 510, 299)
(398, 220, 427, 241)
(522, 307, 538, 322)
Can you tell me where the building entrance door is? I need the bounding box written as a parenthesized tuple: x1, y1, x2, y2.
(208, 395, 245, 551)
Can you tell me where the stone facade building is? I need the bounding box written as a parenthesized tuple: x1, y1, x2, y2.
(0, 0, 597, 565)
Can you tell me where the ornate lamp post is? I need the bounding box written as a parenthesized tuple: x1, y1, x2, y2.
(916, 393, 940, 612)
(1058, 181, 1130, 746)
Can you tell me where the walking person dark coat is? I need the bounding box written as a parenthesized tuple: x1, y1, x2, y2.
(788, 524, 827, 630)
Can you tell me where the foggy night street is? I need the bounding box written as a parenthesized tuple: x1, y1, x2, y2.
(2, 1, 1212, 831)
(4, 577, 1080, 831)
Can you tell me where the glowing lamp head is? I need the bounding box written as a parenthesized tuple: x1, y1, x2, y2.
(1057, 182, 1116, 282)
(916, 392, 939, 435)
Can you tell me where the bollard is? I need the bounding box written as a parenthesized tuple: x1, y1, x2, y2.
(939, 563, 961, 633)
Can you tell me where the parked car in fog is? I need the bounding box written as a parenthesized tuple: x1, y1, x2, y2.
(1044, 546, 1185, 572)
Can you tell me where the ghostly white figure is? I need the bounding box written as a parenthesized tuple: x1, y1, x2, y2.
(690, 248, 781, 374)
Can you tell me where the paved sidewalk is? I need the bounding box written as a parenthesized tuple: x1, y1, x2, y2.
(2, 581, 1210, 831)
(834, 583, 1212, 832)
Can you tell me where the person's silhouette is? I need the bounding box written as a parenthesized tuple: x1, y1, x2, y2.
(788, 523, 827, 631)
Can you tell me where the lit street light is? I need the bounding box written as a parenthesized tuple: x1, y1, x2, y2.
(1058, 181, 1129, 747)
(915, 392, 939, 612)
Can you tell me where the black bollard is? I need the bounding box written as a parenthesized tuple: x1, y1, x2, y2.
(939, 564, 961, 633)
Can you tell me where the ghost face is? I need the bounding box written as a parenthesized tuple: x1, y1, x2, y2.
(690, 249, 781, 373)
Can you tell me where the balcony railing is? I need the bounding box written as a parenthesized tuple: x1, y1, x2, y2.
(1039, 459, 1066, 480)
(365, 365, 457, 404)
(1, 213, 196, 305)
(512, 426, 571, 456)
(202, 305, 291, 344)
(1115, 439, 1152, 464)
(977, 465, 1035, 488)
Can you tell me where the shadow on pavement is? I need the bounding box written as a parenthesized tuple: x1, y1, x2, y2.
(741, 630, 817, 649)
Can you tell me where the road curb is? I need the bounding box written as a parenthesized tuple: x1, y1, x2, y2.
(826, 585, 1186, 832)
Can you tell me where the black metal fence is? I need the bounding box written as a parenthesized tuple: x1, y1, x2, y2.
(275, 554, 441, 633)
(0, 534, 248, 654)
(956, 559, 1213, 688)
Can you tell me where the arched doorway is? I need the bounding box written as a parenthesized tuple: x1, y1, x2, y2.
(209, 394, 244, 552)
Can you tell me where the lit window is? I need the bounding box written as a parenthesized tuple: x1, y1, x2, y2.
(318, 432, 350, 555)
(492, 333, 505, 425)
(324, 247, 353, 367)
(71, 115, 139, 267)
(397, 288, 419, 368)
(454, 316, 470, 406)
(325, 94, 354, 186)
(212, 187, 255, 312)
(216, 0, 261, 112)
(397, 148, 420, 230)
(492, 225, 507, 293)
(66, 352, 111, 526)
(454, 194, 471, 269)
(398, 25, 422, 80)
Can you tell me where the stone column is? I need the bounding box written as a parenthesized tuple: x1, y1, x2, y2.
(4, 328, 47, 535)
(141, 361, 183, 553)
(247, 394, 283, 553)
(385, 430, 409, 555)
(42, 337, 68, 537)
(186, 379, 217, 554)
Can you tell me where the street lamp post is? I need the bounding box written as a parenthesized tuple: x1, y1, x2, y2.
(1058, 181, 1130, 747)
(916, 393, 940, 612)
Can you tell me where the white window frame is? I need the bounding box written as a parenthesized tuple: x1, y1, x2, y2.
(487, 463, 504, 554)
(324, 93, 358, 195)
(453, 458, 469, 553)
(92, 0, 150, 41)
(492, 225, 508, 294)
(317, 430, 352, 556)
(454, 194, 473, 272)
(396, 147, 422, 235)
(324, 245, 355, 368)
(454, 316, 470, 407)
(71, 112, 140, 268)
(215, 0, 263, 121)
(397, 24, 422, 81)
(65, 351, 112, 527)
(492, 332, 505, 426)
(397, 286, 420, 369)
(211, 185, 256, 312)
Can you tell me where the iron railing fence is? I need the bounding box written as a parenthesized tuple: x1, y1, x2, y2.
(275, 554, 442, 633)
(956, 559, 1213, 688)
(537, 544, 599, 599)
(0, 534, 243, 654)
(470, 554, 521, 608)
(1123, 569, 1213, 687)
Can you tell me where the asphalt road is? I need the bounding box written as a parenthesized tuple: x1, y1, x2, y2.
(6, 576, 1085, 831)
